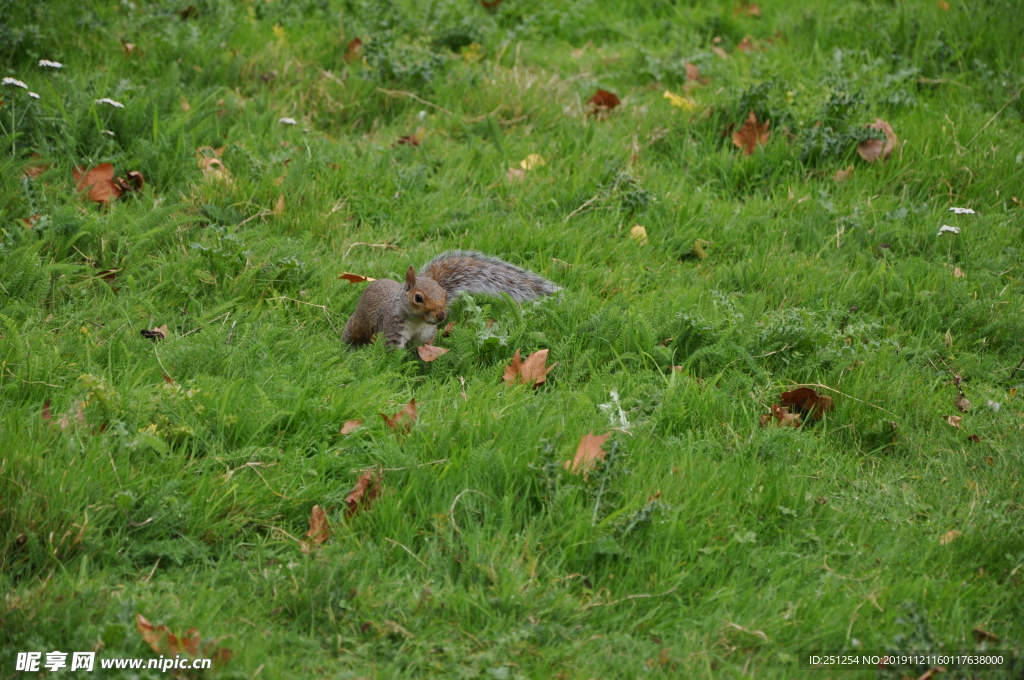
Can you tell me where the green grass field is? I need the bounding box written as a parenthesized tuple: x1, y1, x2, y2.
(3, 0, 1024, 677)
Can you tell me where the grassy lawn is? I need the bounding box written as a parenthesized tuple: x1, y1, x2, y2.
(2, 0, 1024, 677)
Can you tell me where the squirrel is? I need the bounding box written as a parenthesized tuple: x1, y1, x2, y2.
(342, 250, 559, 349)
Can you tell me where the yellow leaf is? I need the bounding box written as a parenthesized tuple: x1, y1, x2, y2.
(629, 225, 648, 244)
(520, 153, 546, 170)
(662, 90, 697, 111)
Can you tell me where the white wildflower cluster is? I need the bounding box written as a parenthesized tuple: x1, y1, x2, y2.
(38, 59, 63, 69)
(937, 225, 960, 236)
(278, 117, 297, 125)
(948, 207, 975, 215)
(95, 98, 125, 108)
(2, 77, 28, 89)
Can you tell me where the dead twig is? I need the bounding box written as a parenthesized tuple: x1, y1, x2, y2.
(583, 586, 678, 610)
(376, 88, 455, 116)
(343, 241, 398, 260)
(966, 86, 1022, 148)
(384, 538, 427, 568)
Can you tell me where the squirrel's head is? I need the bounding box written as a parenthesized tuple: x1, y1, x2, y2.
(404, 266, 447, 325)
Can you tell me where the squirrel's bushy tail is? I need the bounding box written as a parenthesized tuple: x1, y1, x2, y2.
(420, 250, 560, 304)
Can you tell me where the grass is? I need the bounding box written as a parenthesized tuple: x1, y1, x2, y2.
(2, 0, 1024, 677)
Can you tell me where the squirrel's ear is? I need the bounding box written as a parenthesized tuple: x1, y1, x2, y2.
(404, 266, 417, 290)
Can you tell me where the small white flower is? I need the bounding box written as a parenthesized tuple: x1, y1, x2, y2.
(95, 97, 124, 108)
(417, 110, 427, 121)
(102, 130, 115, 137)
(949, 207, 976, 214)
(986, 400, 1001, 413)
(2, 77, 28, 89)
(38, 59, 63, 69)
(278, 117, 297, 125)
(28, 92, 40, 99)
(937, 225, 960, 236)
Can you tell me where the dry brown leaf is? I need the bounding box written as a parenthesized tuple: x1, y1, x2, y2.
(834, 166, 854, 182)
(135, 615, 201, 657)
(22, 157, 50, 179)
(684, 62, 709, 85)
(481, 0, 505, 7)
(121, 40, 137, 58)
(588, 89, 621, 115)
(74, 164, 122, 204)
(735, 2, 761, 16)
(939, 529, 961, 545)
(938, 0, 950, 9)
(417, 344, 450, 362)
(115, 171, 145, 194)
(140, 325, 170, 342)
(273, 194, 286, 216)
(857, 118, 897, 163)
(780, 387, 834, 421)
(197, 156, 229, 180)
(306, 505, 330, 545)
(506, 167, 526, 183)
(761, 403, 802, 428)
(954, 395, 971, 412)
(42, 399, 52, 424)
(967, 434, 981, 443)
(952, 266, 964, 278)
(180, 5, 197, 20)
(345, 468, 382, 518)
(395, 134, 421, 147)
(945, 414, 963, 428)
(736, 35, 754, 52)
(340, 419, 362, 435)
(563, 432, 611, 476)
(711, 45, 730, 59)
(629, 225, 648, 244)
(380, 398, 417, 434)
(502, 348, 556, 389)
(344, 37, 363, 63)
(731, 111, 770, 155)
(442, 321, 455, 338)
(337, 272, 376, 283)
(973, 627, 1001, 643)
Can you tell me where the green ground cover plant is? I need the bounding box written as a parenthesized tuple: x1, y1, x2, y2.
(2, 0, 1023, 677)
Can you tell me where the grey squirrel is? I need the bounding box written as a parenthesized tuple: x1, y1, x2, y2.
(342, 250, 559, 349)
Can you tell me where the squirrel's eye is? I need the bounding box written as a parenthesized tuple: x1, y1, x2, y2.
(414, 293, 424, 304)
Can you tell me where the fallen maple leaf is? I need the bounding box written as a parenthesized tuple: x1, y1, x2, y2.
(629, 225, 648, 244)
(115, 170, 145, 194)
(760, 403, 802, 428)
(344, 37, 362, 63)
(345, 468, 382, 518)
(563, 432, 611, 476)
(74, 164, 122, 204)
(734, 2, 761, 16)
(939, 529, 961, 545)
(663, 90, 698, 110)
(780, 387, 834, 421)
(135, 614, 201, 656)
(380, 398, 417, 434)
(417, 344, 450, 362)
(502, 348, 556, 389)
(340, 419, 362, 435)
(140, 325, 169, 342)
(588, 89, 621, 115)
(306, 505, 330, 545)
(731, 111, 770, 155)
(857, 118, 897, 163)
(337, 272, 376, 283)
(684, 62, 709, 85)
(506, 167, 526, 183)
(945, 414, 963, 428)
(834, 166, 854, 182)
(954, 395, 971, 412)
(520, 153, 546, 170)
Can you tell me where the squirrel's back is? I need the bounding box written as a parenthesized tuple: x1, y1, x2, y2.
(420, 250, 559, 302)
